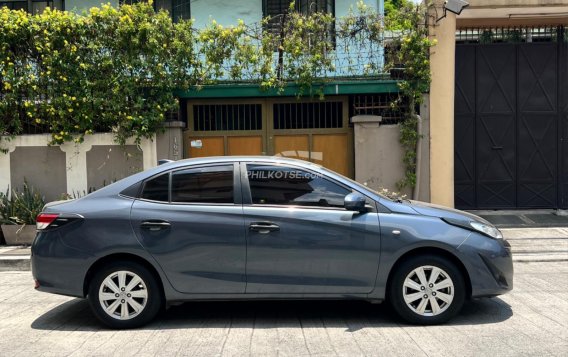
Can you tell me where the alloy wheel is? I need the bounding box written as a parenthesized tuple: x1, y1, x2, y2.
(98, 270, 148, 320)
(402, 265, 454, 316)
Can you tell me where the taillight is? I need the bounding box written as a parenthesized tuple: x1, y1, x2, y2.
(36, 213, 59, 230)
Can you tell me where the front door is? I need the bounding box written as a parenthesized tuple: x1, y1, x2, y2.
(130, 163, 246, 294)
(241, 163, 381, 294)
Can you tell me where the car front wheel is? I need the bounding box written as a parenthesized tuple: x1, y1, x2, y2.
(389, 255, 465, 325)
(88, 261, 162, 329)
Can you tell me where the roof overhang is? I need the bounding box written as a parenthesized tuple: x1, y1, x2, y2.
(456, 1, 568, 27)
(175, 79, 401, 99)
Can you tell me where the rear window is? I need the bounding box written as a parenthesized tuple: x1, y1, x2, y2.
(171, 165, 234, 204)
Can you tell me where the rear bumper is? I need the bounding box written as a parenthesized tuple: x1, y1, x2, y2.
(31, 232, 91, 298)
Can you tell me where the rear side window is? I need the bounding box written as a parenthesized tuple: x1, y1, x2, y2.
(141, 173, 169, 202)
(171, 165, 234, 204)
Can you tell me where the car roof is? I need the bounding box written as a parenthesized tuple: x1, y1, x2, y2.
(158, 156, 323, 170)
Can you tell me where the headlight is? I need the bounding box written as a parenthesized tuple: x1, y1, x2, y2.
(442, 218, 503, 239)
(469, 221, 503, 239)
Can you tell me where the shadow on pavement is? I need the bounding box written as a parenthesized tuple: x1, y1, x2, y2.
(31, 297, 512, 331)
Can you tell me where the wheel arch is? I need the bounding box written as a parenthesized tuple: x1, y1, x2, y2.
(83, 252, 166, 301)
(385, 247, 472, 299)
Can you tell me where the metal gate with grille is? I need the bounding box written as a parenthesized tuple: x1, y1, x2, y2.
(454, 26, 568, 209)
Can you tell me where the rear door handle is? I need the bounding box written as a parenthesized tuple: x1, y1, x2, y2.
(249, 222, 280, 234)
(140, 220, 171, 231)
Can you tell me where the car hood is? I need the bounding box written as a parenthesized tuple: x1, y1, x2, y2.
(407, 200, 491, 224)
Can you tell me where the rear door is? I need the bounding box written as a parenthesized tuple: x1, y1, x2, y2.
(130, 163, 246, 294)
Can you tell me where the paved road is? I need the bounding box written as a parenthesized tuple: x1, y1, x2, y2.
(0, 262, 567, 357)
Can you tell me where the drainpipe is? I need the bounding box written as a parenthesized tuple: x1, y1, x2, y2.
(413, 114, 422, 200)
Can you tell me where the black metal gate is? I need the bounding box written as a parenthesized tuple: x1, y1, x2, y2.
(454, 26, 568, 210)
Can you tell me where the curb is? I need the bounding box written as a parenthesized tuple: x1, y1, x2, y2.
(0, 256, 30, 271)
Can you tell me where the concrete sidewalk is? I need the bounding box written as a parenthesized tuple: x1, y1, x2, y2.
(1, 227, 566, 271)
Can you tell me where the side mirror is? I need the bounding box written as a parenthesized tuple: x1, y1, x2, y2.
(344, 193, 367, 212)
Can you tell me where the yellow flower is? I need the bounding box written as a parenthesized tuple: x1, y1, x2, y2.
(3, 82, 11, 90)
(68, 108, 73, 112)
(35, 118, 42, 124)
(71, 96, 76, 101)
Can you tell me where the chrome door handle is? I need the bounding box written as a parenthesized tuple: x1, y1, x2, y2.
(250, 222, 280, 234)
(392, 230, 401, 235)
(141, 220, 171, 231)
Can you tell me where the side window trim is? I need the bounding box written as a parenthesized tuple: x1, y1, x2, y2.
(242, 161, 376, 212)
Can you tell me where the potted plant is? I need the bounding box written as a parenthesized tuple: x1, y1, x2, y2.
(0, 182, 45, 246)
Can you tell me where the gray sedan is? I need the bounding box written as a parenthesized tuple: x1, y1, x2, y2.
(32, 156, 513, 329)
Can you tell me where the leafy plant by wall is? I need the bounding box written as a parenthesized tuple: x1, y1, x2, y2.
(0, 182, 45, 225)
(0, 1, 433, 191)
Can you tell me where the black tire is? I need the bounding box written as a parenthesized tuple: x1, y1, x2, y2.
(88, 261, 163, 329)
(388, 255, 465, 325)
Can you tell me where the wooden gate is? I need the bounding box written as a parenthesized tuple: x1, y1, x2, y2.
(184, 97, 353, 177)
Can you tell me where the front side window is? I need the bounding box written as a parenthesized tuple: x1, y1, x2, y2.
(247, 164, 350, 208)
(171, 165, 234, 204)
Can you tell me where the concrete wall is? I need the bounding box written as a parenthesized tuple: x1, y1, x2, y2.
(9, 147, 67, 201)
(0, 134, 157, 202)
(156, 121, 186, 161)
(353, 116, 412, 198)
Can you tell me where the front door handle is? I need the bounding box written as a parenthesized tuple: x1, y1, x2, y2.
(249, 222, 280, 234)
(140, 220, 171, 231)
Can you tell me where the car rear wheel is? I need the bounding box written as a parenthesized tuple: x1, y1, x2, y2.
(389, 255, 465, 325)
(88, 261, 162, 329)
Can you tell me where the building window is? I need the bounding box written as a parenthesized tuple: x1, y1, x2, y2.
(119, 0, 190, 22)
(171, 0, 190, 22)
(0, 1, 55, 13)
(263, 0, 335, 36)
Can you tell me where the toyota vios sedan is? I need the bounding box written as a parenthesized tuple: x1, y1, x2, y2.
(32, 156, 513, 329)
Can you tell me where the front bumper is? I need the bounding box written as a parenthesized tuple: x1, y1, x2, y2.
(458, 234, 513, 297)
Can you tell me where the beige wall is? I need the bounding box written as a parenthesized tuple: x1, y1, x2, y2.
(10, 147, 67, 202)
(353, 116, 412, 198)
(156, 121, 185, 161)
(0, 134, 157, 203)
(86, 145, 143, 192)
(428, 2, 456, 207)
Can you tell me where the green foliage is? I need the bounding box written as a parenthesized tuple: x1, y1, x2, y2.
(0, 2, 433, 189)
(0, 182, 45, 225)
(384, 2, 434, 190)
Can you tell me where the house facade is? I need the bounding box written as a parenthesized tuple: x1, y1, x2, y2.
(2, 0, 417, 203)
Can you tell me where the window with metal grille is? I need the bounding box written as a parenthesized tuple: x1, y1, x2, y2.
(263, 0, 335, 38)
(273, 101, 343, 129)
(351, 94, 405, 125)
(193, 104, 263, 131)
(119, 0, 190, 22)
(0, 1, 54, 13)
(455, 26, 564, 44)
